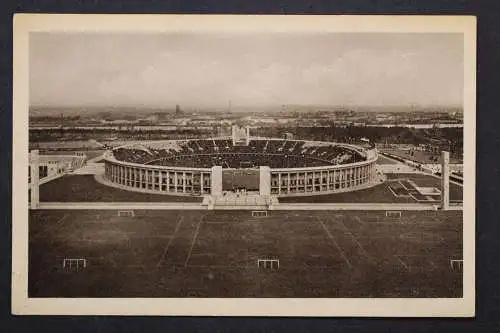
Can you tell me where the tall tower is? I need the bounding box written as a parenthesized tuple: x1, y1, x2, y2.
(441, 151, 450, 210)
(232, 125, 250, 146)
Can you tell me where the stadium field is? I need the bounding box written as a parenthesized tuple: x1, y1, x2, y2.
(376, 155, 400, 165)
(29, 209, 462, 298)
(39, 175, 202, 202)
(279, 182, 416, 203)
(382, 148, 462, 164)
(281, 172, 463, 203)
(386, 173, 463, 201)
(39, 150, 105, 160)
(30, 140, 104, 150)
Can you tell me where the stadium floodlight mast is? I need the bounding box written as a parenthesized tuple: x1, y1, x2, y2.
(29, 150, 40, 209)
(441, 151, 450, 211)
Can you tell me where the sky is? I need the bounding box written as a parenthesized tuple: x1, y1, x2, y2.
(29, 32, 464, 109)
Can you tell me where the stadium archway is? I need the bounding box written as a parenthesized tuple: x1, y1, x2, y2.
(222, 169, 260, 192)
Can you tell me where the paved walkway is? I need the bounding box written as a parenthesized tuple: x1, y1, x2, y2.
(86, 154, 105, 163)
(38, 202, 204, 210)
(273, 203, 442, 211)
(379, 153, 464, 188)
(36, 201, 461, 211)
(71, 162, 105, 175)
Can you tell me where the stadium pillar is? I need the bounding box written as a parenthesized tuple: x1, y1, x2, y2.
(245, 126, 250, 145)
(30, 150, 40, 209)
(259, 166, 271, 196)
(211, 165, 223, 196)
(441, 151, 450, 211)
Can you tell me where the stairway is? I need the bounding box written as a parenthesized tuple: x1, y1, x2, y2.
(202, 193, 278, 210)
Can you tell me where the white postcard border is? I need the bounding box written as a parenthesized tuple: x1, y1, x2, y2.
(12, 14, 476, 317)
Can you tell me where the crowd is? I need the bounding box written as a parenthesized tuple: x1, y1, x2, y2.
(112, 139, 366, 168)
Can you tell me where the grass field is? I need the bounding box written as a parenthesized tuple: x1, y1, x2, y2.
(40, 150, 105, 160)
(386, 173, 463, 201)
(37, 173, 462, 204)
(39, 175, 202, 202)
(376, 155, 400, 165)
(382, 148, 463, 164)
(83, 150, 105, 160)
(281, 173, 462, 203)
(279, 182, 415, 203)
(29, 209, 463, 298)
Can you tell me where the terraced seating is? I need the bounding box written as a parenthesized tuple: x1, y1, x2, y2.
(113, 148, 153, 164)
(112, 139, 366, 168)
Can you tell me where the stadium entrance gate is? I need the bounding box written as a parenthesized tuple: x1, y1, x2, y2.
(222, 168, 260, 193)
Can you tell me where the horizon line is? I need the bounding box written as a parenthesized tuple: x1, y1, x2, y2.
(29, 104, 464, 110)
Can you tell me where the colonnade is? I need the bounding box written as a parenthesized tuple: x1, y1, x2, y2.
(270, 163, 376, 196)
(104, 159, 377, 197)
(104, 162, 213, 195)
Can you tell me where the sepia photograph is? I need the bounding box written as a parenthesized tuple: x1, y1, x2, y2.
(12, 14, 476, 316)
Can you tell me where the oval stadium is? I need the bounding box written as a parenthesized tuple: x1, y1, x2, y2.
(103, 134, 380, 197)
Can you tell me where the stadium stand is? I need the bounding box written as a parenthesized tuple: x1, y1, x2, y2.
(112, 139, 366, 169)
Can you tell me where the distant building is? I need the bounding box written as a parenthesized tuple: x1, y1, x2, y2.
(172, 118, 191, 126)
(375, 113, 393, 122)
(144, 114, 159, 122)
(29, 153, 86, 183)
(175, 104, 182, 116)
(100, 119, 136, 125)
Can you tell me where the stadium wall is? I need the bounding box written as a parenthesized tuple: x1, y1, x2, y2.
(104, 151, 213, 196)
(269, 155, 377, 197)
(102, 139, 379, 197)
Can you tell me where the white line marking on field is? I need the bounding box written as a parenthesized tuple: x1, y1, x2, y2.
(156, 215, 184, 268)
(316, 218, 352, 269)
(387, 184, 399, 198)
(184, 216, 205, 267)
(396, 256, 410, 271)
(353, 215, 363, 225)
(55, 213, 70, 226)
(337, 220, 374, 263)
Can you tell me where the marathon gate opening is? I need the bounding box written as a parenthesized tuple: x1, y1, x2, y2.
(222, 169, 260, 192)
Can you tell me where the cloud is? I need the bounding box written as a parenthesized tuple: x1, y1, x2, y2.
(29, 33, 463, 108)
